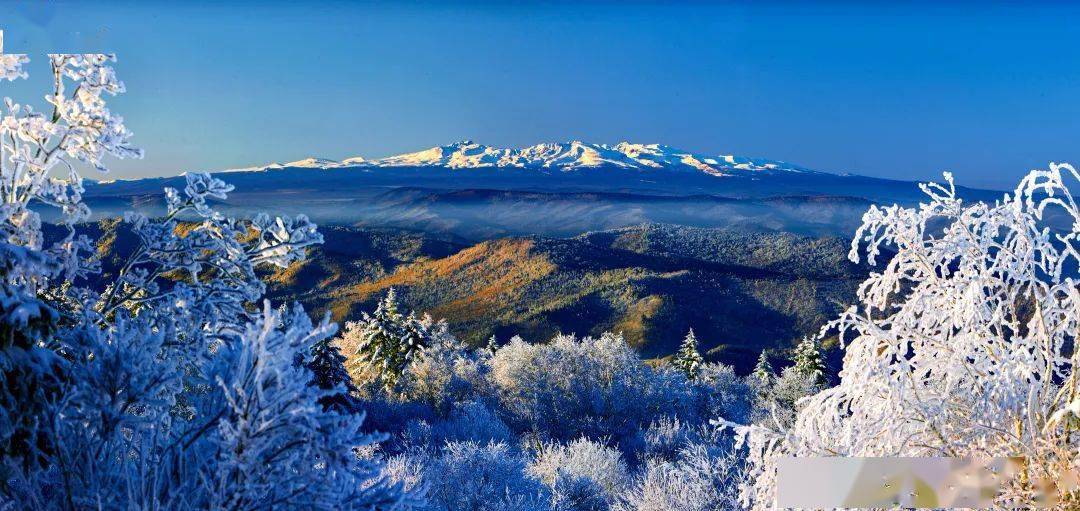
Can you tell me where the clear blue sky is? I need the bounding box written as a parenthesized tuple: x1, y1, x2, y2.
(4, 1, 1080, 189)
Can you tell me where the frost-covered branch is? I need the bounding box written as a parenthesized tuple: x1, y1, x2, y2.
(0, 44, 402, 510)
(738, 164, 1080, 509)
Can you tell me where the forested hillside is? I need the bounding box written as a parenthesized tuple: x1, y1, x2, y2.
(71, 221, 865, 371)
(266, 224, 868, 371)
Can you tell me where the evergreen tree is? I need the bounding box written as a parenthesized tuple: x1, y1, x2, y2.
(674, 329, 704, 380)
(305, 335, 360, 413)
(347, 288, 431, 391)
(485, 334, 500, 356)
(751, 351, 775, 383)
(790, 336, 825, 384)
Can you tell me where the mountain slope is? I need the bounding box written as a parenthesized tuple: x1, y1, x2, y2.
(259, 224, 869, 371)
(70, 220, 867, 372)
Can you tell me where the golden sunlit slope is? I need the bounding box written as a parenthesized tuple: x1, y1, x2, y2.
(77, 219, 866, 372)
(263, 225, 867, 370)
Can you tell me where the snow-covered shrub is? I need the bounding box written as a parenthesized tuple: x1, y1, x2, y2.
(400, 441, 550, 511)
(630, 417, 714, 464)
(194, 305, 401, 510)
(738, 166, 1080, 509)
(528, 437, 629, 510)
(489, 333, 690, 442)
(693, 362, 753, 425)
(401, 400, 515, 452)
(436, 400, 515, 445)
(360, 396, 438, 451)
(382, 454, 428, 498)
(616, 443, 744, 511)
(550, 475, 610, 511)
(396, 330, 490, 415)
(747, 366, 822, 428)
(0, 50, 404, 509)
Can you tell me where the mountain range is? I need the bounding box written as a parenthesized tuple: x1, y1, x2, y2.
(248, 140, 823, 176)
(83, 140, 1001, 240)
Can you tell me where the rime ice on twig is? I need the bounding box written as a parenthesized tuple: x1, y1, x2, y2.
(0, 46, 406, 509)
(736, 165, 1080, 509)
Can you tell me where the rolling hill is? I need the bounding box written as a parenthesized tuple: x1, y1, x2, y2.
(65, 216, 871, 373)
(257, 224, 870, 372)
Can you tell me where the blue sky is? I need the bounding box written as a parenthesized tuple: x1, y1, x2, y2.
(4, 1, 1080, 189)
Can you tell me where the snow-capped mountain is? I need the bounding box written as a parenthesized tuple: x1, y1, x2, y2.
(84, 139, 1001, 239)
(254, 140, 822, 176)
(249, 155, 368, 170)
(281, 157, 343, 168)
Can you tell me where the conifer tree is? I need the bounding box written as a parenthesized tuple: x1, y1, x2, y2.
(751, 351, 775, 383)
(346, 288, 431, 391)
(674, 328, 704, 380)
(485, 334, 499, 356)
(791, 336, 826, 384)
(305, 335, 360, 413)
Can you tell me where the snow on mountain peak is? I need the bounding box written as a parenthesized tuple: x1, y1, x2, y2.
(282, 157, 342, 168)
(375, 140, 510, 168)
(259, 141, 821, 176)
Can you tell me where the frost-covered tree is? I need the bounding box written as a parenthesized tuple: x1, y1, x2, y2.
(673, 329, 704, 380)
(1, 50, 147, 486)
(490, 333, 696, 442)
(304, 318, 362, 413)
(0, 47, 405, 509)
(748, 366, 821, 429)
(616, 443, 744, 511)
(340, 288, 432, 391)
(789, 335, 825, 384)
(528, 438, 629, 510)
(750, 351, 774, 383)
(192, 305, 403, 510)
(737, 167, 1080, 509)
(397, 329, 488, 415)
(385, 441, 550, 511)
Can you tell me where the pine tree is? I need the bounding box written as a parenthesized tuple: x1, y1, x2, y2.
(751, 351, 775, 383)
(348, 288, 431, 391)
(674, 328, 704, 380)
(791, 336, 825, 384)
(305, 335, 360, 413)
(485, 334, 499, 356)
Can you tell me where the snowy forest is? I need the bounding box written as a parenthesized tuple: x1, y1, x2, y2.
(1, 50, 1079, 510)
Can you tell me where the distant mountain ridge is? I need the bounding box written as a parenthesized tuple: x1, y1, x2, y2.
(83, 140, 1004, 239)
(246, 140, 826, 177)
